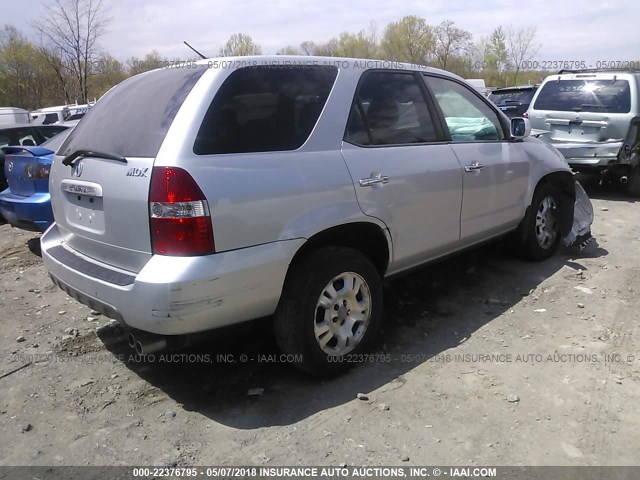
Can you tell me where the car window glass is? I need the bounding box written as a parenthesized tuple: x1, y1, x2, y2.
(489, 90, 535, 105)
(0, 135, 9, 148)
(60, 66, 207, 158)
(532, 79, 631, 113)
(345, 72, 438, 146)
(40, 126, 68, 140)
(194, 65, 338, 155)
(425, 76, 503, 142)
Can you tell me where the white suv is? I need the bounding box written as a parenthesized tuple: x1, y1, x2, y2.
(42, 56, 581, 375)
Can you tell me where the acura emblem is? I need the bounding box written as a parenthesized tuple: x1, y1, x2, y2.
(72, 159, 84, 177)
(573, 113, 580, 121)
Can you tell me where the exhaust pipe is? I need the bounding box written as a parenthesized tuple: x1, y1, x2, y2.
(620, 176, 628, 184)
(127, 331, 167, 355)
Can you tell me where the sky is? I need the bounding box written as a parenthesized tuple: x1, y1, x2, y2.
(4, 0, 639, 65)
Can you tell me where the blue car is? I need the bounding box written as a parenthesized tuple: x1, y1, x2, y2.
(0, 129, 71, 232)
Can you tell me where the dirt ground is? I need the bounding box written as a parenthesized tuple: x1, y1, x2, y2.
(0, 180, 639, 467)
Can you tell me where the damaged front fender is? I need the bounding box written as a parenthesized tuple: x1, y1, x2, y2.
(564, 181, 594, 250)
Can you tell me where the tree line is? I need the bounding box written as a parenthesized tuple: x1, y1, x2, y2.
(0, 0, 544, 111)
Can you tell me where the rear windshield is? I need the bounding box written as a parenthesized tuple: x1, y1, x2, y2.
(194, 65, 338, 154)
(489, 90, 535, 105)
(533, 79, 631, 113)
(60, 67, 207, 158)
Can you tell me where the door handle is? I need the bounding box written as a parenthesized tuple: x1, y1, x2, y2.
(464, 162, 484, 172)
(359, 173, 389, 187)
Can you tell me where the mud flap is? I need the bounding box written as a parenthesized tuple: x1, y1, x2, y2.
(563, 181, 594, 250)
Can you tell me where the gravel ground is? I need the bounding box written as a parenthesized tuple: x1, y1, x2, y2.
(0, 182, 638, 466)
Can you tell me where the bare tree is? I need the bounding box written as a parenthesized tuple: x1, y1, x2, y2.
(219, 33, 262, 56)
(434, 20, 472, 69)
(506, 25, 539, 84)
(34, 0, 108, 103)
(299, 41, 316, 55)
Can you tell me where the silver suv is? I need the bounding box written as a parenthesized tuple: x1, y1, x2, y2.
(527, 69, 640, 195)
(42, 56, 580, 375)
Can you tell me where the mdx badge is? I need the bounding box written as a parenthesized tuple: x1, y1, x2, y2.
(126, 167, 149, 178)
(72, 159, 84, 177)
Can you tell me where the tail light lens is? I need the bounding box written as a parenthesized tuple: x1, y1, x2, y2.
(149, 167, 215, 256)
(25, 161, 50, 179)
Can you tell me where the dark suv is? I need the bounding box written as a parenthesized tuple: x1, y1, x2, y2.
(489, 85, 539, 118)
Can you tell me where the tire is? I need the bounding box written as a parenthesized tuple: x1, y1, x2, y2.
(516, 184, 563, 261)
(274, 246, 383, 376)
(629, 165, 640, 197)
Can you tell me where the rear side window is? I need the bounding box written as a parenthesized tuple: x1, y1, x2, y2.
(60, 66, 207, 158)
(194, 65, 338, 155)
(345, 71, 439, 146)
(533, 79, 631, 113)
(39, 125, 68, 140)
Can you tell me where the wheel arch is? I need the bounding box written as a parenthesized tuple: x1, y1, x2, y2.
(288, 221, 392, 277)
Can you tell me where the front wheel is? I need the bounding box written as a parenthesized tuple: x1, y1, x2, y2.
(516, 184, 563, 261)
(274, 246, 383, 376)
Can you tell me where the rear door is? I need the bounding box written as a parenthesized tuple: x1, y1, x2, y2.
(424, 74, 529, 242)
(49, 66, 207, 272)
(341, 70, 463, 272)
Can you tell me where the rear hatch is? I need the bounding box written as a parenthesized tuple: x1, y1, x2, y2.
(50, 66, 207, 273)
(530, 76, 633, 142)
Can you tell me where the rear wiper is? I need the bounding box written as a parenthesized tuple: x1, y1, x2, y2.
(62, 149, 127, 166)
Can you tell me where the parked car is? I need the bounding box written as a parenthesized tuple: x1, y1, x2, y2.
(0, 128, 72, 232)
(0, 107, 30, 125)
(42, 56, 585, 375)
(489, 85, 539, 118)
(0, 124, 70, 218)
(527, 69, 640, 195)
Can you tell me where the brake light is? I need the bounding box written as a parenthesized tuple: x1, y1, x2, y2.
(149, 167, 215, 256)
(24, 161, 50, 179)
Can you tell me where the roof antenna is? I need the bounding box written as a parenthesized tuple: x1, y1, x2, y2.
(184, 41, 207, 60)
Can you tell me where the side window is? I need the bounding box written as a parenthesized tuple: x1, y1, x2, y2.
(345, 71, 439, 146)
(425, 76, 504, 142)
(194, 65, 338, 155)
(40, 126, 68, 140)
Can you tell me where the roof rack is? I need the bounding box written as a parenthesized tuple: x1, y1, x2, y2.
(558, 68, 639, 74)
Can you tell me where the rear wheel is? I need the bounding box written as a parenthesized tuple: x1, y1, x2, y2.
(274, 246, 383, 376)
(516, 184, 563, 261)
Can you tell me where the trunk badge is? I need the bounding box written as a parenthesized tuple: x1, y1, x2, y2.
(72, 159, 84, 177)
(7, 161, 13, 173)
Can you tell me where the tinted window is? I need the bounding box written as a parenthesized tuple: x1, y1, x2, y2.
(41, 128, 73, 152)
(489, 89, 535, 105)
(194, 66, 338, 155)
(0, 128, 40, 147)
(345, 72, 438, 146)
(426, 76, 504, 142)
(61, 66, 207, 158)
(533, 79, 631, 113)
(39, 125, 69, 140)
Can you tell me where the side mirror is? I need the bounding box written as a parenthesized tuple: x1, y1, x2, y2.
(511, 117, 531, 139)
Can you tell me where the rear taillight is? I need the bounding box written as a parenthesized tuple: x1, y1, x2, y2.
(25, 161, 50, 179)
(149, 167, 215, 256)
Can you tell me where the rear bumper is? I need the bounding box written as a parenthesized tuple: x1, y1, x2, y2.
(0, 190, 53, 232)
(41, 223, 303, 335)
(550, 140, 624, 169)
